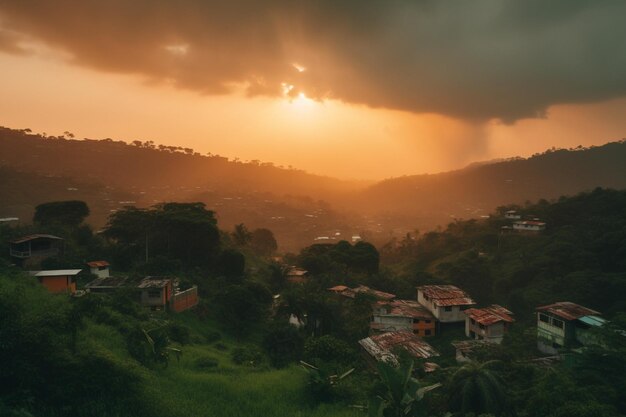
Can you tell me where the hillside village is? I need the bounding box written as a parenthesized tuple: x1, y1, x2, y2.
(1, 188, 626, 417)
(3, 208, 610, 374)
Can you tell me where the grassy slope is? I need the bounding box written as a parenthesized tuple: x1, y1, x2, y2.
(80, 311, 360, 417)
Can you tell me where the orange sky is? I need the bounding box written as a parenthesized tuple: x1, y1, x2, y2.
(1, 44, 625, 180)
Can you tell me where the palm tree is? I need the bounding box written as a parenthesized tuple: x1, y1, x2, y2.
(369, 360, 441, 417)
(448, 360, 506, 416)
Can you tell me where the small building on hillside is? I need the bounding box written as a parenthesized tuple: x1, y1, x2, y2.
(29, 269, 81, 294)
(137, 277, 174, 310)
(286, 267, 309, 284)
(9, 234, 64, 263)
(329, 285, 396, 301)
(513, 220, 546, 232)
(417, 285, 476, 323)
(504, 210, 521, 220)
(170, 285, 200, 312)
(359, 330, 439, 367)
(536, 301, 604, 355)
(452, 340, 493, 363)
(464, 305, 514, 344)
(87, 261, 110, 278)
(371, 299, 437, 337)
(85, 276, 127, 293)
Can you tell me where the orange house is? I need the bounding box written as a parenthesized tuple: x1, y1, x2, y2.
(371, 299, 437, 337)
(30, 269, 81, 294)
(138, 277, 174, 310)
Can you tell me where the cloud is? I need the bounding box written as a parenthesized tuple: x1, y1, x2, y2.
(0, 0, 625, 121)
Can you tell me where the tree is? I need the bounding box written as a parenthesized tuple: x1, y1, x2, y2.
(368, 360, 440, 417)
(262, 322, 304, 368)
(250, 228, 278, 256)
(447, 360, 507, 416)
(33, 200, 89, 227)
(232, 223, 252, 246)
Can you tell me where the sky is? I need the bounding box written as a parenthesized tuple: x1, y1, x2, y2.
(0, 0, 625, 180)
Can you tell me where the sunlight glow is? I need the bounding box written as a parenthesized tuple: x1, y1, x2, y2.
(292, 63, 306, 73)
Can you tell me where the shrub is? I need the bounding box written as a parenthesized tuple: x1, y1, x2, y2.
(168, 323, 191, 345)
(194, 356, 219, 370)
(231, 346, 265, 366)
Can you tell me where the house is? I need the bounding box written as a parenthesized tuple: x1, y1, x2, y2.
(452, 340, 493, 363)
(9, 234, 64, 263)
(137, 277, 174, 310)
(29, 269, 81, 294)
(504, 210, 521, 220)
(286, 266, 309, 284)
(417, 285, 476, 323)
(85, 276, 127, 293)
(87, 261, 110, 278)
(536, 301, 604, 354)
(371, 299, 437, 337)
(513, 220, 546, 232)
(464, 305, 514, 344)
(170, 285, 200, 312)
(359, 330, 439, 367)
(328, 285, 396, 301)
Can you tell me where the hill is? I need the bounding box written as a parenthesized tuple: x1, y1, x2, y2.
(358, 141, 626, 234)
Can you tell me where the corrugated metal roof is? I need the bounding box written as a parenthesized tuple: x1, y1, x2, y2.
(330, 285, 396, 300)
(85, 276, 127, 288)
(577, 315, 607, 327)
(536, 301, 600, 321)
(87, 260, 110, 268)
(138, 277, 174, 288)
(10, 234, 63, 244)
(359, 330, 439, 365)
(374, 299, 434, 319)
(418, 285, 475, 306)
(30, 269, 82, 277)
(464, 304, 514, 325)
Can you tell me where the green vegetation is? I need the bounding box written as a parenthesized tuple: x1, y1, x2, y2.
(1, 188, 626, 416)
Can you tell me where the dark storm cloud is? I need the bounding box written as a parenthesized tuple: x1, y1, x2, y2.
(0, 0, 625, 121)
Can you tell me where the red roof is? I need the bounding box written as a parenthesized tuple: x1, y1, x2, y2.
(329, 285, 396, 300)
(464, 305, 514, 325)
(87, 260, 110, 268)
(418, 285, 475, 306)
(536, 302, 600, 321)
(374, 299, 434, 319)
(359, 330, 439, 363)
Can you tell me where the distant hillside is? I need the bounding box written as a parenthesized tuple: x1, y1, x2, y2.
(0, 127, 364, 200)
(359, 141, 626, 228)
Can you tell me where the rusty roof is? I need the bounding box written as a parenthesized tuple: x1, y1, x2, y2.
(514, 220, 546, 226)
(85, 276, 127, 288)
(330, 285, 396, 300)
(536, 301, 600, 321)
(87, 260, 110, 268)
(418, 285, 475, 306)
(353, 285, 396, 300)
(452, 339, 492, 354)
(359, 330, 438, 365)
(464, 304, 514, 325)
(10, 234, 63, 244)
(138, 277, 174, 289)
(374, 299, 434, 320)
(286, 267, 308, 276)
(328, 285, 349, 292)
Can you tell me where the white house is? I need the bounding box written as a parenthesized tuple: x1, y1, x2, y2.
(504, 210, 521, 220)
(417, 285, 476, 323)
(464, 304, 514, 344)
(513, 220, 546, 232)
(87, 261, 110, 278)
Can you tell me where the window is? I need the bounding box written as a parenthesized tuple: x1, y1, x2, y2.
(413, 319, 420, 324)
(460, 305, 470, 311)
(552, 342, 561, 349)
(539, 313, 550, 323)
(148, 289, 161, 298)
(479, 323, 486, 330)
(444, 306, 453, 312)
(425, 329, 431, 336)
(425, 320, 431, 324)
(471, 318, 476, 325)
(552, 318, 564, 329)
